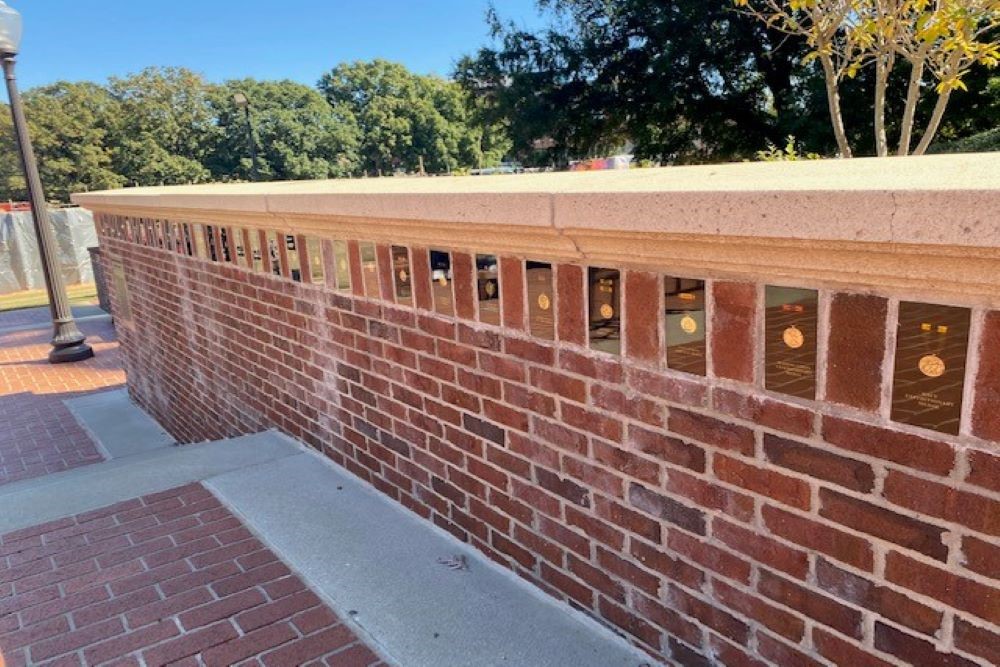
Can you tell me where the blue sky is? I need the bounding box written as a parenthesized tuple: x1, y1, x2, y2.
(13, 0, 546, 90)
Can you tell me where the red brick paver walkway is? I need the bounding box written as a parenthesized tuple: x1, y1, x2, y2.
(0, 483, 384, 667)
(0, 312, 123, 486)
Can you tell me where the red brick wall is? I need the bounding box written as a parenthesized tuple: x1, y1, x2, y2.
(97, 214, 999, 667)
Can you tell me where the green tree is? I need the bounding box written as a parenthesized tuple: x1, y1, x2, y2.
(107, 67, 216, 186)
(736, 0, 1000, 156)
(0, 83, 125, 202)
(319, 59, 508, 175)
(208, 79, 361, 181)
(457, 0, 822, 165)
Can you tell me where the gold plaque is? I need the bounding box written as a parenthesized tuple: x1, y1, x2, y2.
(526, 261, 554, 340)
(918, 354, 946, 378)
(333, 240, 351, 291)
(892, 302, 971, 435)
(665, 278, 707, 376)
(477, 254, 501, 326)
(783, 325, 805, 350)
(430, 250, 454, 315)
(588, 267, 620, 354)
(765, 287, 818, 400)
(391, 245, 412, 304)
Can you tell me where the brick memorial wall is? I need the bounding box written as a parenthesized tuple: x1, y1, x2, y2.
(76, 156, 1000, 667)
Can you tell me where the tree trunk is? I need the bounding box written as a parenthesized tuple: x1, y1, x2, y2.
(874, 56, 891, 157)
(898, 57, 926, 156)
(914, 90, 952, 155)
(820, 55, 853, 158)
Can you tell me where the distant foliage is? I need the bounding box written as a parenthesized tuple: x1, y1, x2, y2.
(207, 79, 362, 182)
(929, 126, 1000, 153)
(0, 63, 510, 203)
(755, 136, 822, 161)
(319, 60, 509, 176)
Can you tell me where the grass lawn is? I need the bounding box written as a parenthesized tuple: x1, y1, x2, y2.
(0, 283, 98, 312)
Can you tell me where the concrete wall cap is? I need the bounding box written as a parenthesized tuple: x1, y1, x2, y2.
(71, 152, 1000, 250)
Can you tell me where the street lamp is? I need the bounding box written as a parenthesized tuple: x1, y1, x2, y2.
(233, 91, 261, 181)
(0, 1, 92, 363)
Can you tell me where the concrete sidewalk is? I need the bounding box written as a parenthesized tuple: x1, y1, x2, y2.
(1, 381, 654, 666)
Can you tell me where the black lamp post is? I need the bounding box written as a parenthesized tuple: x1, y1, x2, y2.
(233, 91, 261, 181)
(0, 1, 92, 363)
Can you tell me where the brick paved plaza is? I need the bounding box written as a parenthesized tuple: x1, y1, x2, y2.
(0, 308, 385, 666)
(0, 483, 382, 667)
(0, 312, 121, 486)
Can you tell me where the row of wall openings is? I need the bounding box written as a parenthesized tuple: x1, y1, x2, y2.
(98, 216, 354, 292)
(102, 215, 973, 438)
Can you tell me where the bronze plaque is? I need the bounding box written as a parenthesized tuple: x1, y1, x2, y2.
(333, 240, 351, 290)
(266, 231, 282, 275)
(765, 286, 818, 399)
(665, 277, 707, 376)
(307, 238, 325, 285)
(392, 245, 413, 305)
(429, 250, 454, 315)
(360, 243, 380, 297)
(170, 222, 183, 254)
(248, 230, 263, 271)
(891, 302, 970, 435)
(589, 267, 621, 354)
(477, 254, 500, 326)
(111, 260, 133, 329)
(233, 228, 246, 266)
(193, 224, 208, 259)
(208, 226, 221, 261)
(220, 228, 234, 262)
(526, 261, 554, 340)
(285, 235, 302, 281)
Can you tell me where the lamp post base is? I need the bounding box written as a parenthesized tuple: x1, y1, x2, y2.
(50, 322, 94, 363)
(49, 341, 94, 363)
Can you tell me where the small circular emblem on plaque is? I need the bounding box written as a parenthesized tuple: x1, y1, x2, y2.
(438, 276, 448, 287)
(398, 269, 408, 283)
(538, 294, 551, 311)
(485, 280, 497, 296)
(783, 326, 805, 349)
(339, 259, 347, 271)
(680, 315, 698, 334)
(599, 303, 614, 319)
(919, 354, 946, 378)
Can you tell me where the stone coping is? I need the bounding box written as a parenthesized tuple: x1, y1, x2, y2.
(72, 153, 999, 244)
(74, 153, 1000, 304)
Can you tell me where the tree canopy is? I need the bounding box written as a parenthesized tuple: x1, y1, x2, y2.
(208, 79, 361, 181)
(319, 59, 508, 175)
(456, 0, 823, 164)
(735, 0, 1000, 157)
(456, 0, 999, 163)
(0, 63, 508, 203)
